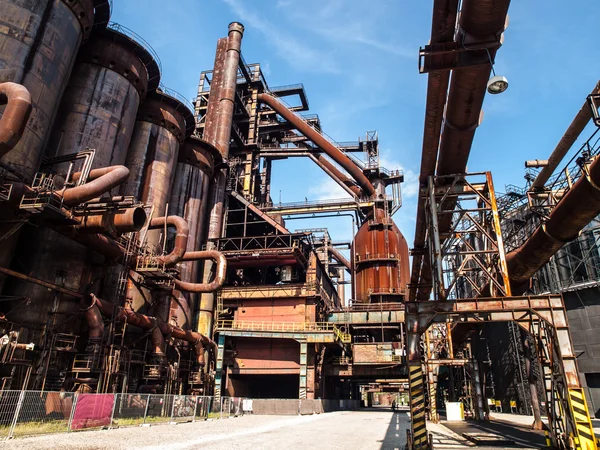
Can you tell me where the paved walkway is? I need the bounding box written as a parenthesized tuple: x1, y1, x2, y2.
(5, 409, 410, 450)
(429, 413, 547, 450)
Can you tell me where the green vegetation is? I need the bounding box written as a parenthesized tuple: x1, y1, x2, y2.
(0, 420, 68, 438)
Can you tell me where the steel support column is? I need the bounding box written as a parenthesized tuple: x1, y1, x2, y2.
(299, 341, 308, 399)
(407, 314, 430, 450)
(214, 334, 226, 401)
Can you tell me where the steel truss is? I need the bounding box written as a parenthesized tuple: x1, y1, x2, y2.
(425, 172, 511, 301)
(406, 295, 596, 450)
(409, 171, 597, 450)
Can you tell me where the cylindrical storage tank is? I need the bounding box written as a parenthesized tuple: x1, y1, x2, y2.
(121, 89, 192, 318)
(2, 25, 158, 362)
(168, 138, 217, 331)
(0, 0, 96, 180)
(0, 0, 99, 295)
(123, 89, 193, 248)
(352, 208, 410, 303)
(47, 25, 160, 169)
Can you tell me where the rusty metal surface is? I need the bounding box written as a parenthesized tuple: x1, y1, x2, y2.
(88, 293, 214, 366)
(531, 80, 600, 190)
(258, 92, 375, 198)
(174, 250, 227, 293)
(47, 28, 151, 170)
(61, 165, 130, 206)
(0, 82, 31, 157)
(412, 0, 511, 301)
(168, 138, 215, 330)
(2, 227, 98, 334)
(122, 90, 189, 219)
(411, 0, 459, 301)
(199, 24, 244, 338)
(0, 0, 93, 180)
(508, 154, 600, 290)
(67, 206, 146, 233)
(202, 24, 243, 158)
(145, 215, 189, 266)
(353, 208, 410, 303)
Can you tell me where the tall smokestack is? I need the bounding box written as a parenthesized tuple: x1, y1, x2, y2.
(198, 22, 244, 338)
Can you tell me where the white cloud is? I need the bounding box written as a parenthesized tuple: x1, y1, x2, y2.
(308, 177, 353, 201)
(379, 149, 419, 199)
(222, 0, 340, 74)
(276, 0, 413, 58)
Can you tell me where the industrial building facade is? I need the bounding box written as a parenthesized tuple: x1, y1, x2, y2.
(0, 1, 408, 402)
(1, 1, 600, 450)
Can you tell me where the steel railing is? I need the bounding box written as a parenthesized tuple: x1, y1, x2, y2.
(215, 320, 335, 333)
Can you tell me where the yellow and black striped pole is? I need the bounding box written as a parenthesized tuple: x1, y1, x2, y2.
(409, 362, 428, 449)
(568, 388, 597, 450)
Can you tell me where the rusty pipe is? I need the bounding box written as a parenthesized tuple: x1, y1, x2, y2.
(203, 23, 244, 157)
(531, 81, 600, 190)
(507, 154, 600, 290)
(159, 323, 215, 366)
(80, 295, 104, 340)
(61, 166, 130, 206)
(414, 0, 511, 301)
(459, 0, 511, 38)
(328, 246, 351, 272)
(215, 22, 244, 157)
(308, 153, 362, 197)
(144, 216, 189, 267)
(257, 93, 376, 198)
(410, 0, 460, 301)
(150, 324, 166, 357)
(0, 82, 32, 157)
(173, 250, 227, 293)
(67, 207, 147, 234)
(87, 293, 213, 365)
(64, 215, 189, 267)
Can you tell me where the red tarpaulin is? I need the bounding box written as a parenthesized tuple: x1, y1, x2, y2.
(70, 394, 115, 430)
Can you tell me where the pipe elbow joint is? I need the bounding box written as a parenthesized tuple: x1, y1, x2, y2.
(0, 82, 32, 157)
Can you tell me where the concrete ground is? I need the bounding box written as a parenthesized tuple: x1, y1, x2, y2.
(3, 409, 410, 450)
(430, 413, 547, 450)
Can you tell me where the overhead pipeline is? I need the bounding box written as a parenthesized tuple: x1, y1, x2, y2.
(257, 92, 376, 198)
(507, 154, 600, 291)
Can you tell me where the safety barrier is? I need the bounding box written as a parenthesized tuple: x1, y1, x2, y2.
(0, 391, 243, 440)
(0, 391, 361, 440)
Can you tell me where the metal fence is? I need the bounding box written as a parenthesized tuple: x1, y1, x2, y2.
(0, 392, 361, 440)
(0, 391, 244, 440)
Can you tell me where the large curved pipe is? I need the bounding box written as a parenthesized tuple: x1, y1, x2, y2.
(531, 81, 600, 190)
(328, 246, 351, 272)
(81, 295, 105, 341)
(507, 155, 600, 291)
(257, 93, 376, 198)
(174, 250, 227, 293)
(86, 293, 214, 366)
(144, 216, 189, 267)
(61, 166, 130, 206)
(0, 82, 32, 157)
(308, 153, 362, 197)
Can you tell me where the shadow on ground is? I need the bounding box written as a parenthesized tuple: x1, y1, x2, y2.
(443, 419, 546, 449)
(376, 410, 409, 450)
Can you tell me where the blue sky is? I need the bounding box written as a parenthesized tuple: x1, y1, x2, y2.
(112, 0, 600, 249)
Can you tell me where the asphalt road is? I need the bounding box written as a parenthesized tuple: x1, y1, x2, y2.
(6, 409, 410, 450)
